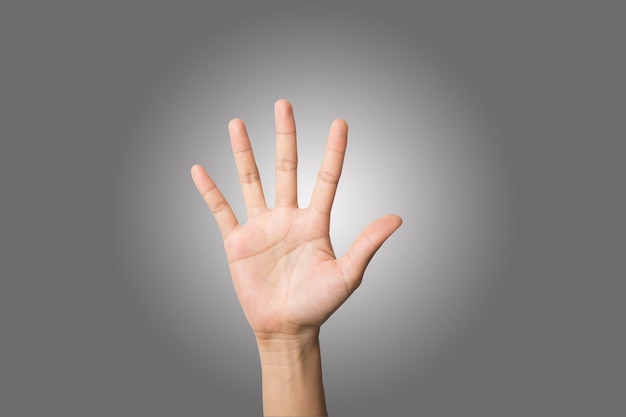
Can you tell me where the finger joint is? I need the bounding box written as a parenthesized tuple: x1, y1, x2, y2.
(276, 157, 298, 172)
(318, 169, 339, 184)
(211, 199, 229, 214)
(240, 170, 260, 184)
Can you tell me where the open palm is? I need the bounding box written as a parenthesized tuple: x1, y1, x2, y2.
(191, 100, 402, 339)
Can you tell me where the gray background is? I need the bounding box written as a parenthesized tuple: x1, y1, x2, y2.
(2, 1, 624, 416)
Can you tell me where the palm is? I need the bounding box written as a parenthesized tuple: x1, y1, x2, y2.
(226, 208, 348, 335)
(192, 100, 401, 338)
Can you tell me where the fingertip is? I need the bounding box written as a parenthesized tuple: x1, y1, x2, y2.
(325, 119, 348, 154)
(364, 215, 403, 247)
(190, 164, 208, 187)
(390, 214, 403, 227)
(331, 118, 348, 132)
(190, 164, 204, 177)
(274, 100, 293, 122)
(275, 98, 292, 109)
(382, 214, 403, 235)
(228, 117, 244, 132)
(274, 99, 296, 133)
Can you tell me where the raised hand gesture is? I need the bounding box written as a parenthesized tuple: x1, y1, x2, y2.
(191, 99, 401, 416)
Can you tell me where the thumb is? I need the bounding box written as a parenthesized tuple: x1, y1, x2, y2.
(337, 214, 402, 292)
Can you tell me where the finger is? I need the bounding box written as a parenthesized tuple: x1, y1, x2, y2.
(308, 119, 348, 216)
(229, 118, 267, 217)
(191, 164, 239, 239)
(336, 215, 402, 292)
(274, 99, 298, 208)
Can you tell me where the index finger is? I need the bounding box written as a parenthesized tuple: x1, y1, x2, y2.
(229, 118, 268, 218)
(308, 119, 348, 216)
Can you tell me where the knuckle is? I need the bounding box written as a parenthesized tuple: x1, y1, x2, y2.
(276, 158, 298, 172)
(240, 170, 260, 184)
(326, 145, 345, 156)
(361, 231, 377, 249)
(200, 184, 217, 200)
(211, 199, 229, 214)
(318, 169, 339, 184)
(233, 146, 252, 155)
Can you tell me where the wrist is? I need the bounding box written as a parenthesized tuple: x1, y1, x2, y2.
(255, 329, 321, 367)
(255, 330, 327, 416)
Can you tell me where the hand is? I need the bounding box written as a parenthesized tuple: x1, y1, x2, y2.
(191, 100, 402, 341)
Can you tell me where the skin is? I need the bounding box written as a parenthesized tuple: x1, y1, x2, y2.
(191, 99, 402, 416)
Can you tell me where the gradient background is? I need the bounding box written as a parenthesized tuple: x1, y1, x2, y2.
(3, 1, 624, 416)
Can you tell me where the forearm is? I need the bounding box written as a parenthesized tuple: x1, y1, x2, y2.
(256, 332, 328, 416)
